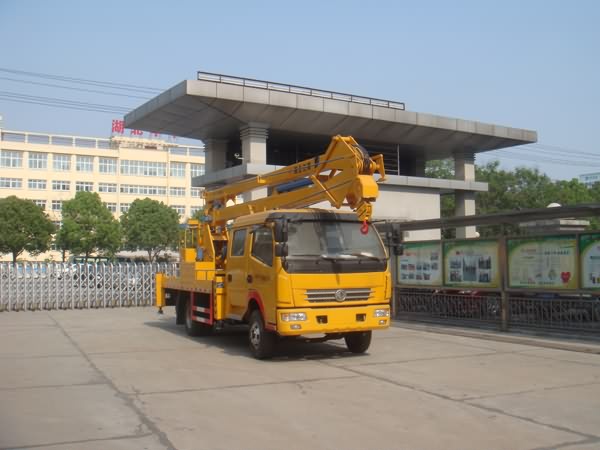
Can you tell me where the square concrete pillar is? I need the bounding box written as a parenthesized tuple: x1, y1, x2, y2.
(454, 151, 475, 181)
(455, 191, 477, 238)
(204, 139, 228, 172)
(240, 122, 269, 164)
(454, 151, 477, 238)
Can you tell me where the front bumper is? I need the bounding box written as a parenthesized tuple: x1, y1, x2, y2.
(276, 304, 390, 336)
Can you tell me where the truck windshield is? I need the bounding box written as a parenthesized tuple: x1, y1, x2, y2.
(286, 221, 386, 260)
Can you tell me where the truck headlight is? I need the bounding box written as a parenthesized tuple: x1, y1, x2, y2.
(280, 312, 307, 322)
(374, 309, 390, 318)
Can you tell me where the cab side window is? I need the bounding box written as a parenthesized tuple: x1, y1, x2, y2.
(231, 229, 247, 257)
(251, 227, 273, 266)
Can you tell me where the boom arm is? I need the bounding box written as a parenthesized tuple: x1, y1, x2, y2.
(203, 135, 386, 226)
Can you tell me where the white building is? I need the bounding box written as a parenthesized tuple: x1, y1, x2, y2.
(0, 126, 205, 261)
(579, 172, 600, 187)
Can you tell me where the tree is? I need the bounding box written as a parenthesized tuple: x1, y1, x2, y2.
(426, 159, 455, 221)
(56, 191, 121, 261)
(426, 159, 600, 237)
(191, 207, 206, 222)
(0, 196, 55, 263)
(120, 198, 180, 262)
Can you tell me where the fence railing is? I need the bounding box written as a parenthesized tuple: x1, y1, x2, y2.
(0, 262, 178, 311)
(395, 288, 600, 333)
(197, 71, 406, 110)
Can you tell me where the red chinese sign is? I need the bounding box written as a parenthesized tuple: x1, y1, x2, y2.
(111, 119, 170, 140)
(111, 119, 125, 134)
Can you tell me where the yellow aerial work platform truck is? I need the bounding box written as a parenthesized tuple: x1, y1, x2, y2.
(156, 136, 392, 358)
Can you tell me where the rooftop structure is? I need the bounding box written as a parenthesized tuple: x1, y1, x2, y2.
(125, 72, 538, 240)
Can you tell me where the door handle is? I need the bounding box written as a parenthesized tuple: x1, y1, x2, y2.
(227, 274, 232, 282)
(247, 274, 253, 283)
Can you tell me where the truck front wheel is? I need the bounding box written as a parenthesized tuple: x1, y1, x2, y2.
(344, 331, 372, 354)
(248, 310, 275, 359)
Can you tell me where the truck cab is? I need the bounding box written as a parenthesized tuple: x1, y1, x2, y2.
(224, 209, 391, 357)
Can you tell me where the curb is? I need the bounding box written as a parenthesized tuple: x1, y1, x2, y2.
(392, 321, 600, 355)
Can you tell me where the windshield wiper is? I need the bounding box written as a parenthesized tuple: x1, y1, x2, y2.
(320, 253, 357, 261)
(344, 251, 382, 261)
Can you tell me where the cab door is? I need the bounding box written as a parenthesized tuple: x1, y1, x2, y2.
(225, 227, 249, 318)
(247, 226, 277, 328)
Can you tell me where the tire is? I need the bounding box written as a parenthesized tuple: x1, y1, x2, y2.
(184, 296, 213, 337)
(344, 331, 372, 354)
(248, 310, 276, 359)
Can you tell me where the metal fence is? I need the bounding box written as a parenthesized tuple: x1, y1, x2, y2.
(509, 294, 600, 332)
(395, 288, 600, 333)
(0, 262, 178, 311)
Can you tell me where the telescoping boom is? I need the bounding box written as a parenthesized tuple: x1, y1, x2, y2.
(156, 135, 392, 359)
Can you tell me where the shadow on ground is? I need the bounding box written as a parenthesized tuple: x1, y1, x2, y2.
(144, 315, 367, 362)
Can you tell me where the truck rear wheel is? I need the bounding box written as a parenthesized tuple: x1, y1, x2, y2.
(344, 331, 372, 354)
(248, 310, 275, 359)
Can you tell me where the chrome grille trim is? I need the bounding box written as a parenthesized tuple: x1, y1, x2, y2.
(305, 288, 373, 303)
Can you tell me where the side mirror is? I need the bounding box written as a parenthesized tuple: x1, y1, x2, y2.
(394, 244, 404, 256)
(273, 220, 288, 243)
(275, 242, 288, 257)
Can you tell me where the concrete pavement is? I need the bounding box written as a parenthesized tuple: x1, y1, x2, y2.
(0, 308, 599, 450)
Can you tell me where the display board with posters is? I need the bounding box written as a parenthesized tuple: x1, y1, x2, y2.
(443, 240, 500, 288)
(398, 242, 442, 286)
(579, 233, 600, 289)
(507, 235, 577, 290)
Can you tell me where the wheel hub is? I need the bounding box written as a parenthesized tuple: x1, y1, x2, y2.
(250, 322, 261, 347)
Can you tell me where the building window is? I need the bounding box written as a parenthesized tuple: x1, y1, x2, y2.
(51, 200, 63, 211)
(170, 162, 186, 178)
(191, 187, 202, 198)
(99, 157, 117, 174)
(120, 203, 130, 213)
(0, 150, 23, 168)
(98, 182, 117, 193)
(120, 184, 166, 196)
(28, 179, 47, 190)
(75, 181, 93, 192)
(190, 163, 205, 177)
(29, 152, 48, 169)
(120, 184, 137, 194)
(120, 160, 166, 177)
(104, 202, 117, 213)
(169, 187, 186, 197)
(172, 205, 185, 216)
(32, 199, 46, 210)
(76, 155, 94, 172)
(0, 177, 22, 188)
(52, 180, 70, 191)
(190, 206, 203, 216)
(53, 154, 71, 171)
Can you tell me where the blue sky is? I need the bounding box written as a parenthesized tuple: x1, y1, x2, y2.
(0, 0, 599, 180)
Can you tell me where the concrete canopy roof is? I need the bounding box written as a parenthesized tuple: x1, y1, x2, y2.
(124, 74, 537, 160)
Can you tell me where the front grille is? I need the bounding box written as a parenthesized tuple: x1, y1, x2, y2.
(305, 288, 372, 303)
